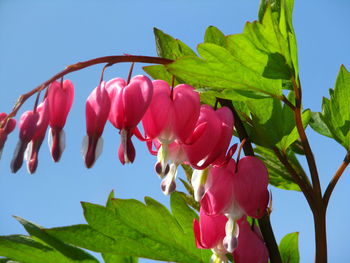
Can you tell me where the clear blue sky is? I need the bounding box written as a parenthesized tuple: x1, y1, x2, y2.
(0, 0, 349, 262)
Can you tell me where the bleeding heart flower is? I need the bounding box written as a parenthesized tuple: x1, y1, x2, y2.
(200, 159, 237, 216)
(82, 82, 111, 168)
(184, 105, 233, 170)
(233, 156, 269, 219)
(142, 80, 200, 177)
(11, 110, 39, 173)
(24, 99, 50, 174)
(0, 113, 16, 159)
(106, 75, 153, 164)
(233, 217, 269, 263)
(194, 208, 229, 263)
(47, 79, 74, 162)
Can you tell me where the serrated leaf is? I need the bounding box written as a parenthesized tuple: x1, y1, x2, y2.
(255, 146, 302, 191)
(48, 195, 209, 263)
(13, 216, 98, 263)
(226, 5, 293, 81)
(154, 28, 196, 60)
(167, 43, 283, 100)
(145, 28, 196, 85)
(279, 232, 300, 263)
(321, 65, 350, 150)
(309, 111, 333, 138)
(204, 26, 226, 47)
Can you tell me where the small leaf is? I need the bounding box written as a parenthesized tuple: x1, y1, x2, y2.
(309, 111, 333, 138)
(204, 26, 226, 47)
(154, 28, 196, 60)
(279, 232, 300, 263)
(321, 65, 350, 150)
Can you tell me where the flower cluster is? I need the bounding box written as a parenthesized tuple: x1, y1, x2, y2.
(1, 74, 270, 262)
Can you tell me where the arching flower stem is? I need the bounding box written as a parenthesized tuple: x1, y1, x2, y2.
(0, 55, 173, 128)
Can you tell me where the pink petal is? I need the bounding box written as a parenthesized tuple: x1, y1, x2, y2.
(142, 80, 174, 141)
(193, 208, 227, 249)
(200, 159, 236, 216)
(172, 84, 200, 143)
(48, 80, 74, 129)
(233, 218, 269, 263)
(233, 156, 269, 218)
(86, 82, 111, 137)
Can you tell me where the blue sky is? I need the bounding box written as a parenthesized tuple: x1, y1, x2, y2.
(0, 0, 349, 262)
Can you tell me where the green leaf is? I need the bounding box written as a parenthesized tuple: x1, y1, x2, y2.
(204, 26, 226, 47)
(321, 65, 350, 150)
(47, 225, 117, 253)
(167, 43, 282, 99)
(279, 232, 300, 263)
(0, 258, 21, 263)
(277, 109, 311, 151)
(144, 28, 196, 85)
(13, 216, 98, 263)
(0, 235, 88, 263)
(255, 146, 302, 191)
(226, 5, 293, 81)
(309, 111, 333, 138)
(102, 254, 138, 263)
(258, 0, 299, 76)
(47, 196, 209, 263)
(154, 28, 196, 60)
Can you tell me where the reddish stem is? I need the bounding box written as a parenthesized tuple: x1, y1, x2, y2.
(0, 55, 173, 128)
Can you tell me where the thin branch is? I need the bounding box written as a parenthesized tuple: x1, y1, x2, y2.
(323, 152, 350, 208)
(218, 98, 282, 263)
(272, 147, 316, 212)
(0, 55, 173, 128)
(281, 95, 296, 110)
(292, 77, 322, 200)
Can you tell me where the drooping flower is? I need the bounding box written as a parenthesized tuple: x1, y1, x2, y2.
(0, 113, 16, 159)
(106, 75, 153, 164)
(232, 156, 269, 219)
(233, 217, 269, 263)
(24, 99, 50, 174)
(200, 159, 237, 216)
(142, 80, 200, 177)
(47, 79, 74, 162)
(11, 110, 39, 173)
(184, 105, 233, 170)
(194, 208, 228, 263)
(82, 82, 111, 168)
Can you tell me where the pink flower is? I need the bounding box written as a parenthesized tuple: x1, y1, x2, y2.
(82, 82, 111, 168)
(142, 80, 200, 144)
(0, 113, 16, 159)
(184, 105, 233, 170)
(142, 80, 200, 175)
(47, 79, 74, 162)
(233, 217, 269, 263)
(194, 208, 227, 249)
(106, 75, 153, 164)
(11, 110, 39, 173)
(233, 156, 269, 219)
(25, 99, 50, 174)
(200, 159, 237, 216)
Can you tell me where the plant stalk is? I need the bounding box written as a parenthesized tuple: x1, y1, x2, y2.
(218, 98, 282, 263)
